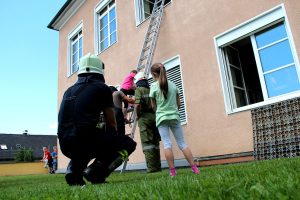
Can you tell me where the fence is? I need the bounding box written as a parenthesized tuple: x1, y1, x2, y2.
(252, 97, 300, 160)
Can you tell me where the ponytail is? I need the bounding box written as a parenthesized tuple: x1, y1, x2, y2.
(151, 63, 168, 99)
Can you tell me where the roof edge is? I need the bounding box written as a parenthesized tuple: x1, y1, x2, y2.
(47, 0, 72, 31)
(47, 0, 85, 31)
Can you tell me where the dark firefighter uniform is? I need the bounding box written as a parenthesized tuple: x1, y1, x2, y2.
(58, 53, 136, 185)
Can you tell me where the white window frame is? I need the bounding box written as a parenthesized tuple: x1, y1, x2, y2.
(148, 55, 188, 125)
(134, 0, 171, 26)
(67, 22, 83, 77)
(214, 4, 300, 114)
(94, 0, 117, 55)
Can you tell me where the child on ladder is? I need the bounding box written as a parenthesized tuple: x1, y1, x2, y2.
(120, 69, 137, 123)
(109, 86, 135, 135)
(149, 63, 199, 177)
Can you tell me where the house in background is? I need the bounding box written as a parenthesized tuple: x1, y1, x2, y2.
(0, 133, 57, 161)
(48, 0, 300, 171)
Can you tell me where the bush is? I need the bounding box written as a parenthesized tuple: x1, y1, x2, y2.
(15, 148, 34, 162)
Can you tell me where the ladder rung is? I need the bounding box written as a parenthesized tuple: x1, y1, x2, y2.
(155, 0, 163, 5)
(142, 46, 150, 52)
(149, 21, 157, 27)
(153, 5, 163, 12)
(145, 37, 153, 43)
(152, 12, 161, 19)
(137, 64, 145, 70)
(140, 55, 148, 61)
(153, 8, 161, 14)
(147, 29, 157, 35)
(148, 26, 157, 33)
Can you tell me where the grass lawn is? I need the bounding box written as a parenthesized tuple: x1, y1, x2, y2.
(0, 157, 299, 200)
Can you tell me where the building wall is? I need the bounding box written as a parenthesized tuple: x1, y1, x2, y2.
(56, 0, 300, 169)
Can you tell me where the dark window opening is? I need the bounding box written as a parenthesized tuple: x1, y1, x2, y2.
(224, 37, 264, 108)
(144, 0, 171, 19)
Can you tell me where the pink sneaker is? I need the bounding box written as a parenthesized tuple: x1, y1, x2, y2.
(169, 167, 176, 177)
(191, 165, 199, 174)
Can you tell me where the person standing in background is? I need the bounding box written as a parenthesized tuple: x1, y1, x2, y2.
(41, 147, 53, 174)
(51, 146, 58, 173)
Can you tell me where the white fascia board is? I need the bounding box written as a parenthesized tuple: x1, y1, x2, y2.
(215, 4, 284, 47)
(51, 0, 86, 31)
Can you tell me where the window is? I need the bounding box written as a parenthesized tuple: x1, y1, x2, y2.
(16, 144, 21, 149)
(215, 5, 300, 113)
(68, 23, 83, 76)
(148, 56, 187, 124)
(134, 0, 171, 25)
(0, 144, 8, 150)
(95, 0, 117, 53)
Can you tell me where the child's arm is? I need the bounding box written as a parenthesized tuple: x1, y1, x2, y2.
(176, 94, 181, 109)
(123, 95, 135, 104)
(151, 98, 157, 112)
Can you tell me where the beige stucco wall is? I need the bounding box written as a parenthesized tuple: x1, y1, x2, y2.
(56, 0, 300, 169)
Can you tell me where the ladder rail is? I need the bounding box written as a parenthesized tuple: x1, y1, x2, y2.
(137, 0, 165, 76)
(144, 9, 164, 77)
(121, 0, 165, 173)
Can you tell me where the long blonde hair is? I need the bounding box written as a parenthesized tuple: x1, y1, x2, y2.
(151, 63, 168, 99)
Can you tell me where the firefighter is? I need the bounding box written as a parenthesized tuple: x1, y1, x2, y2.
(57, 53, 136, 185)
(134, 72, 161, 173)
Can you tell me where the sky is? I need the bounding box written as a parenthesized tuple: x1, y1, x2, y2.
(0, 1, 66, 135)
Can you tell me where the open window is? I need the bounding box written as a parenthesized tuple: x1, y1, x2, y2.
(215, 5, 300, 113)
(135, 0, 171, 25)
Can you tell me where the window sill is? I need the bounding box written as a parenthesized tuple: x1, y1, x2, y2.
(227, 91, 300, 115)
(67, 70, 79, 78)
(97, 41, 117, 56)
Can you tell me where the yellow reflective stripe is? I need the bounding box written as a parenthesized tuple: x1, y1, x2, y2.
(118, 150, 128, 160)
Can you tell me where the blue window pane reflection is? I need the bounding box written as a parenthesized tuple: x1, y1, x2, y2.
(99, 4, 117, 52)
(72, 51, 78, 64)
(265, 66, 300, 97)
(79, 48, 82, 59)
(110, 19, 116, 33)
(100, 15, 108, 28)
(72, 63, 78, 73)
(259, 40, 294, 72)
(79, 37, 82, 48)
(100, 38, 109, 51)
(109, 8, 115, 21)
(72, 41, 78, 53)
(256, 23, 287, 48)
(110, 32, 116, 44)
(79, 38, 82, 59)
(100, 27, 108, 41)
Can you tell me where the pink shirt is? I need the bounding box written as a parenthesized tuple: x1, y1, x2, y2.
(121, 72, 136, 90)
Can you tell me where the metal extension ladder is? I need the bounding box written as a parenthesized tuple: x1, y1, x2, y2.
(121, 0, 165, 172)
